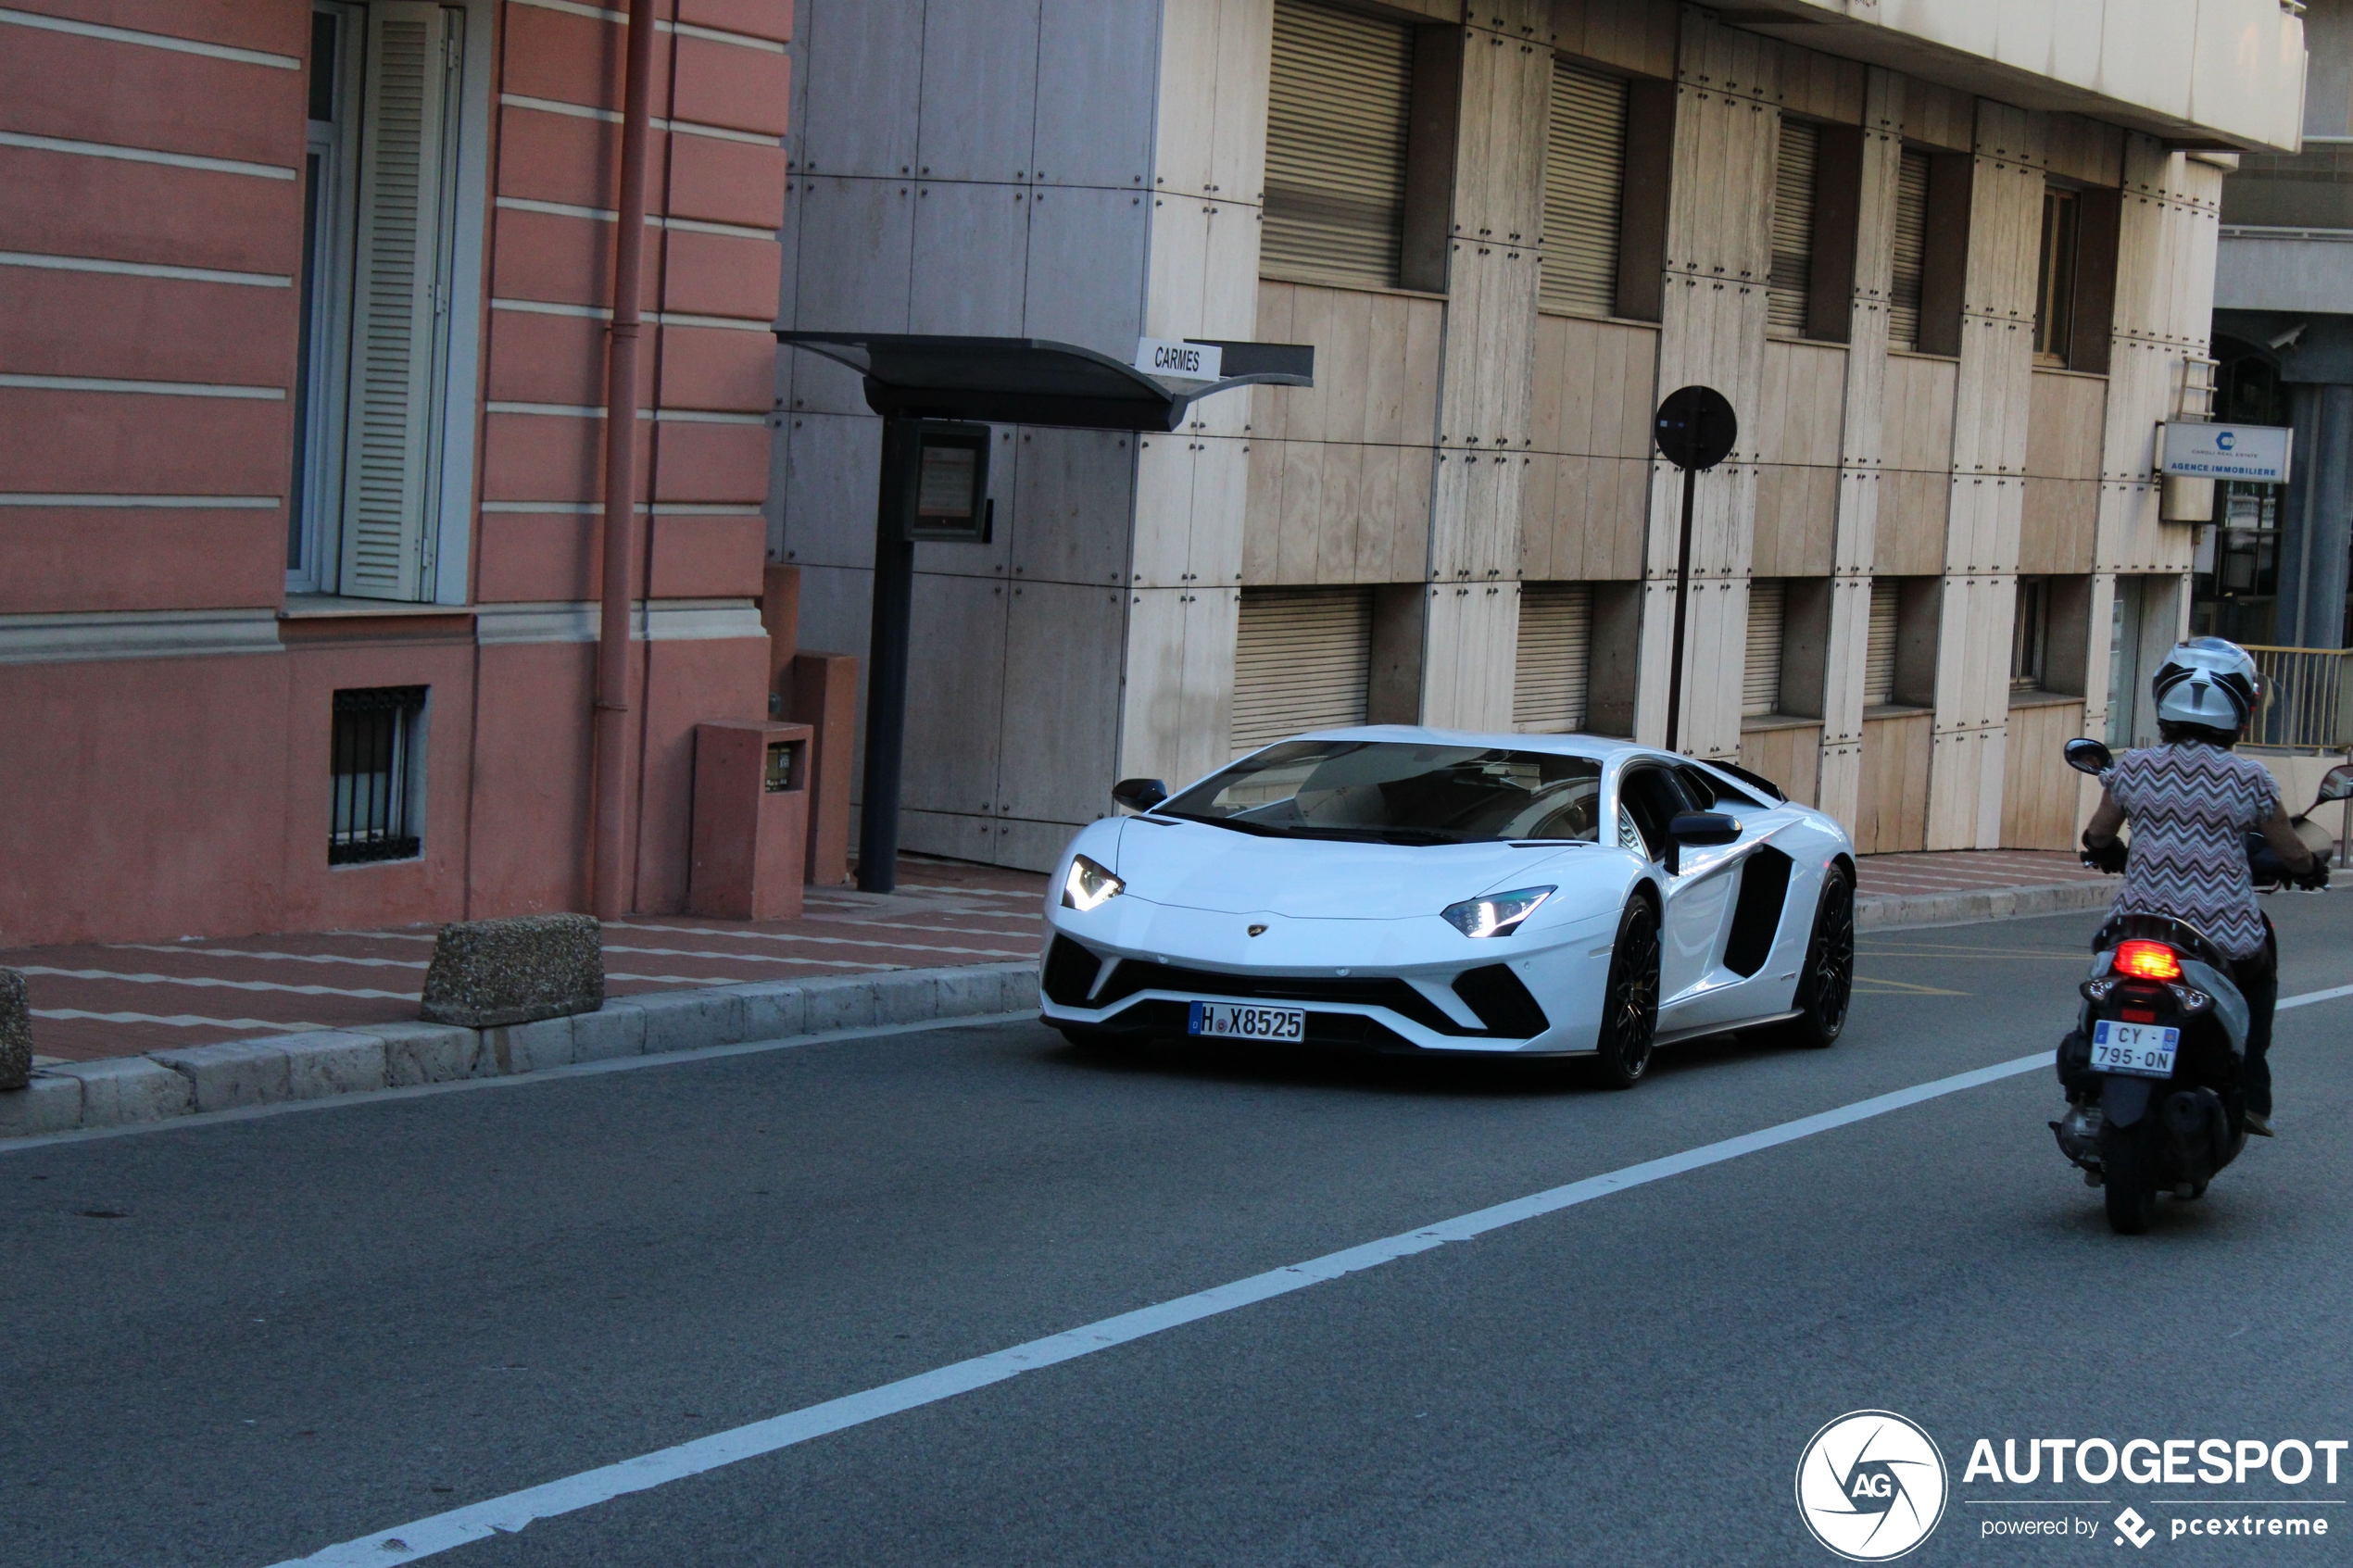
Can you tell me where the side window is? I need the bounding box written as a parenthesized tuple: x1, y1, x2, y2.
(1617, 766, 1691, 861)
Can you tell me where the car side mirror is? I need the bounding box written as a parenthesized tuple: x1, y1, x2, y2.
(1111, 777, 1168, 813)
(2317, 764, 2353, 805)
(1667, 810, 1742, 847)
(2064, 738, 2113, 777)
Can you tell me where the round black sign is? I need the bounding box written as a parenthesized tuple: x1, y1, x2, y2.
(1654, 384, 1737, 470)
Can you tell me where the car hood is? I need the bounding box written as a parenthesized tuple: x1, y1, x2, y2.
(1114, 819, 1585, 918)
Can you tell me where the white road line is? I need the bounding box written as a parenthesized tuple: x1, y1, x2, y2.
(2281, 982, 2353, 1010)
(31, 1010, 335, 1032)
(265, 1052, 2052, 1566)
(13, 967, 412, 999)
(107, 945, 430, 970)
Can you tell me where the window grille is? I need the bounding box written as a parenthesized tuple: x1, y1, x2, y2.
(1768, 120, 1818, 336)
(1887, 150, 1930, 350)
(1515, 582, 1593, 731)
(331, 685, 426, 864)
(1231, 587, 1373, 754)
(1540, 63, 1628, 317)
(1743, 580, 1786, 717)
(1864, 581, 1900, 707)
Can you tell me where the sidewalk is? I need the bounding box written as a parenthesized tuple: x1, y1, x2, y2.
(6, 857, 1049, 1067)
(5, 849, 2108, 1072)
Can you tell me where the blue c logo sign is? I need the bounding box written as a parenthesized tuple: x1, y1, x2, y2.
(2216, 431, 2236, 450)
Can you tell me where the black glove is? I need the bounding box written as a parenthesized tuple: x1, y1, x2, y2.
(2080, 829, 2127, 874)
(2294, 856, 2332, 891)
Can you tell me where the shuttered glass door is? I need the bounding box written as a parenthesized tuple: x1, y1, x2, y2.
(340, 1, 465, 601)
(1230, 587, 1375, 754)
(1263, 0, 1413, 289)
(1540, 62, 1627, 318)
(1514, 583, 1593, 731)
(1743, 580, 1786, 718)
(1864, 580, 1901, 707)
(1887, 150, 1930, 351)
(1768, 119, 1818, 336)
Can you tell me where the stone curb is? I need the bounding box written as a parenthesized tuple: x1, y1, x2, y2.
(0, 962, 1038, 1139)
(1856, 878, 2112, 932)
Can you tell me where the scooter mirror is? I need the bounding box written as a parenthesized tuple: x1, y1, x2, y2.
(2064, 738, 2114, 777)
(2316, 763, 2353, 805)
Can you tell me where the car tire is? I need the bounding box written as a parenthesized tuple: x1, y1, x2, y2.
(1775, 868, 1855, 1049)
(1594, 897, 1661, 1090)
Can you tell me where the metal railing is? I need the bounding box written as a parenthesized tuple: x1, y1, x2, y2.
(2245, 646, 2352, 751)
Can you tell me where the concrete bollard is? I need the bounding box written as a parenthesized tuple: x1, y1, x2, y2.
(419, 913, 605, 1028)
(0, 969, 30, 1091)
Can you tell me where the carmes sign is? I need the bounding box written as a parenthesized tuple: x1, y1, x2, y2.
(2159, 422, 2292, 483)
(1133, 337, 1222, 382)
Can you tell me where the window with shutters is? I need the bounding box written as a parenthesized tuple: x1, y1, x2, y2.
(1230, 587, 1374, 755)
(1514, 583, 1592, 731)
(1263, 1, 1415, 290)
(1887, 150, 1930, 351)
(1864, 580, 1900, 707)
(1768, 121, 1818, 338)
(2011, 577, 2052, 690)
(291, 1, 468, 601)
(1540, 63, 1627, 318)
(2033, 185, 2080, 366)
(1743, 580, 1786, 718)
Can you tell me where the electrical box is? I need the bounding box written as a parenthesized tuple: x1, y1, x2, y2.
(688, 721, 813, 921)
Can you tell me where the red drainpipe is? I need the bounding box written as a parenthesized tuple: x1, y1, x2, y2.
(592, 0, 659, 921)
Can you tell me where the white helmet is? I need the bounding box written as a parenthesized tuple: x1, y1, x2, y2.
(2151, 637, 2260, 733)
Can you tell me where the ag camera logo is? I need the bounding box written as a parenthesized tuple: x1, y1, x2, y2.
(1796, 1411, 1950, 1561)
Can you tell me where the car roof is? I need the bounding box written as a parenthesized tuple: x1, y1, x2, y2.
(1286, 725, 1654, 762)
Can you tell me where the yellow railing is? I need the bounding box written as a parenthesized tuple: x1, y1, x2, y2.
(2244, 646, 2353, 751)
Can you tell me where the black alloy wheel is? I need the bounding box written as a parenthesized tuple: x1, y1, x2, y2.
(1778, 868, 1855, 1049)
(1595, 897, 1662, 1089)
(2099, 1120, 2158, 1235)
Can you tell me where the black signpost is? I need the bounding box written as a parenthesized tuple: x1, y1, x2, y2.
(1652, 384, 1738, 757)
(776, 333, 1314, 892)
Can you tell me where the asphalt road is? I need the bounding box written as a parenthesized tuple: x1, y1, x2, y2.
(5, 892, 2351, 1568)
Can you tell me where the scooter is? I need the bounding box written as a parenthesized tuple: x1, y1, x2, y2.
(2049, 741, 2349, 1235)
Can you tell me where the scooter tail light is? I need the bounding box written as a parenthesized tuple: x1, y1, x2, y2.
(2112, 939, 2184, 982)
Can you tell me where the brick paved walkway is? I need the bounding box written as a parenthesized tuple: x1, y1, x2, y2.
(5, 849, 2108, 1068)
(6, 857, 1048, 1065)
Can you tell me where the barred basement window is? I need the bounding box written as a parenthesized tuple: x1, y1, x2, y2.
(330, 685, 427, 864)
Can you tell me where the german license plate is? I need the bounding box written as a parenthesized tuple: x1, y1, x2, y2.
(2091, 1019, 2180, 1079)
(1188, 1001, 1304, 1042)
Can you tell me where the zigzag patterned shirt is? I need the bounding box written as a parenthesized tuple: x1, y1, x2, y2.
(2101, 742, 2280, 959)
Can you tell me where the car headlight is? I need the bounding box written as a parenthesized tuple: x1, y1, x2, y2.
(1062, 854, 1124, 912)
(1441, 885, 1554, 938)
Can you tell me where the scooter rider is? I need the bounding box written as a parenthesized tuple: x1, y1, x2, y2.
(2081, 638, 2328, 1137)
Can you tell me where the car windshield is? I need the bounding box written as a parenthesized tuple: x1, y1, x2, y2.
(1158, 740, 1605, 845)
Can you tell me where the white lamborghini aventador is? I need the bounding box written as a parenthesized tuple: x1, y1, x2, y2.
(1038, 728, 1857, 1085)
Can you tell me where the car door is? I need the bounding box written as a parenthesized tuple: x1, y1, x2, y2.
(1615, 763, 1743, 1006)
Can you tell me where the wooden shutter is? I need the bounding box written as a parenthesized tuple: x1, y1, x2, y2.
(1743, 580, 1785, 718)
(1540, 62, 1626, 318)
(1768, 119, 1818, 336)
(1886, 150, 1930, 351)
(1864, 579, 1900, 707)
(1230, 587, 1374, 754)
(1513, 582, 1592, 731)
(1263, 0, 1413, 289)
(340, 2, 462, 601)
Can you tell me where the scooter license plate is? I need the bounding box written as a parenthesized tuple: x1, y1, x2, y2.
(1188, 1001, 1305, 1042)
(2090, 1019, 2180, 1079)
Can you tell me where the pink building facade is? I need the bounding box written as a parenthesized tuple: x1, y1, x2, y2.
(0, 0, 790, 947)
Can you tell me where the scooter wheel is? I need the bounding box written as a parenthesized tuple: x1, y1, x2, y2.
(2100, 1125, 2158, 1235)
